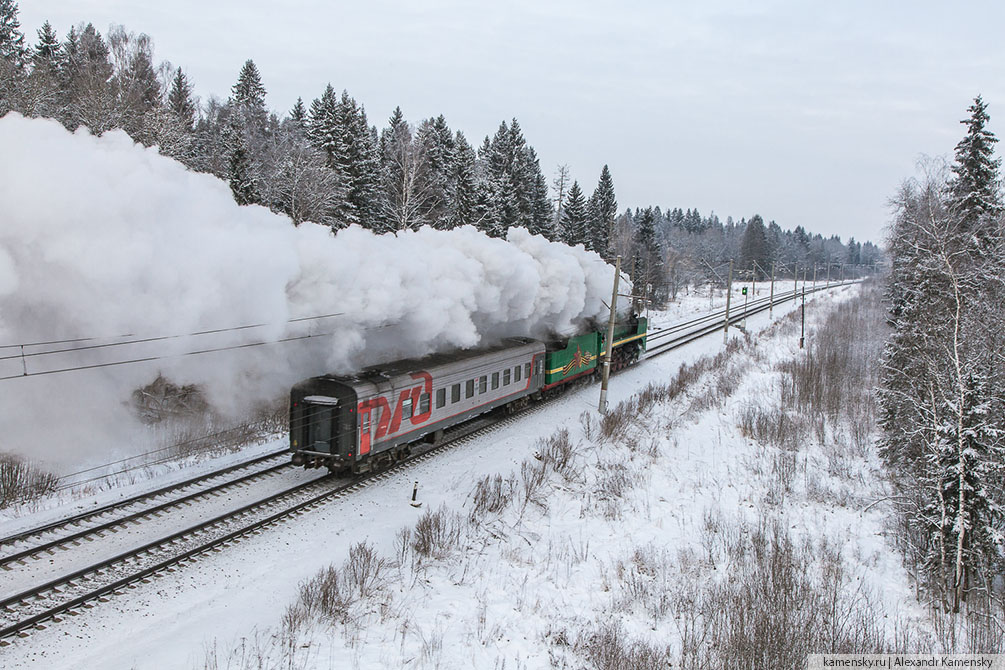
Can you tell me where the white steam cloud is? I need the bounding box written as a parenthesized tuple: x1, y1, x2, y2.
(0, 114, 627, 471)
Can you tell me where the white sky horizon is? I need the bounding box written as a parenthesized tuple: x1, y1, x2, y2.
(19, 1, 1005, 247)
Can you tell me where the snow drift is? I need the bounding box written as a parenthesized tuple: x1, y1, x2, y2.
(0, 114, 626, 471)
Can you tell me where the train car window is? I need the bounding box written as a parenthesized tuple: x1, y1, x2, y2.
(419, 393, 430, 415)
(503, 369, 511, 386)
(452, 383, 461, 403)
(478, 376, 487, 394)
(524, 362, 531, 379)
(436, 388, 446, 409)
(514, 365, 521, 382)
(536, 359, 543, 374)
(492, 372, 499, 390)
(466, 380, 474, 398)
(361, 413, 370, 434)
(402, 397, 413, 419)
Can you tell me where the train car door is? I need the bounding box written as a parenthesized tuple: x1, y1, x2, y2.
(303, 395, 339, 454)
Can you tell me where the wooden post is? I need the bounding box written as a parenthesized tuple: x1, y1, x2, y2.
(598, 256, 622, 414)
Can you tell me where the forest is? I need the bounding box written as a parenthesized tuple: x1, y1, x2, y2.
(0, 5, 880, 303)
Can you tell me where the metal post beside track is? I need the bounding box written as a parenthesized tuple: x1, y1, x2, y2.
(769, 262, 776, 317)
(723, 259, 733, 344)
(800, 283, 806, 348)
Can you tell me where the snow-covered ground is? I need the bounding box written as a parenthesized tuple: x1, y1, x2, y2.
(1, 281, 920, 669)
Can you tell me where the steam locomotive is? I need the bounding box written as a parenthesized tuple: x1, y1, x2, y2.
(289, 316, 647, 473)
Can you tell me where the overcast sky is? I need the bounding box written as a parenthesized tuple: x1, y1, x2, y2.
(18, 1, 1005, 245)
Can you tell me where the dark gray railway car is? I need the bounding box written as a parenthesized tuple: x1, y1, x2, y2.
(290, 338, 546, 472)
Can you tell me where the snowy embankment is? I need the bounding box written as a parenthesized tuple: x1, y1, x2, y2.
(2, 282, 928, 670)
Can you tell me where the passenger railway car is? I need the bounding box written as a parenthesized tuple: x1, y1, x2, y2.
(290, 338, 545, 472)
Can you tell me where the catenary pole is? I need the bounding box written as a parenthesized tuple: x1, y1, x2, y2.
(598, 255, 622, 414)
(723, 259, 733, 344)
(769, 261, 776, 317)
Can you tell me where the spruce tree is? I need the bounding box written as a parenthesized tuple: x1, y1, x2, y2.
(229, 134, 258, 205)
(416, 114, 455, 229)
(560, 181, 589, 246)
(231, 59, 267, 131)
(739, 214, 769, 277)
(32, 20, 60, 71)
(289, 97, 306, 128)
(633, 206, 661, 283)
(0, 0, 26, 68)
(588, 164, 617, 259)
(448, 131, 478, 229)
(167, 67, 196, 130)
(307, 84, 339, 166)
(948, 95, 1002, 238)
(528, 171, 553, 238)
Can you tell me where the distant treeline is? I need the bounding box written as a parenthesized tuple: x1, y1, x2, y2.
(0, 6, 880, 296)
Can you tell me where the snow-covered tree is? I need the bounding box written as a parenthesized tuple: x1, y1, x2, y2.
(32, 20, 58, 63)
(167, 67, 195, 130)
(587, 164, 617, 258)
(552, 164, 571, 233)
(948, 95, 1002, 235)
(230, 58, 267, 131)
(379, 107, 435, 232)
(739, 214, 769, 277)
(880, 133, 1005, 612)
(477, 119, 550, 237)
(0, 0, 26, 69)
(448, 131, 478, 230)
(415, 114, 455, 229)
(63, 23, 115, 133)
(560, 181, 588, 246)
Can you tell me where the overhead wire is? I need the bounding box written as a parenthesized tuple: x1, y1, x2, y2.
(0, 311, 347, 359)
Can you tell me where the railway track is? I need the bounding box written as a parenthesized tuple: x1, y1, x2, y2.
(0, 279, 859, 645)
(0, 449, 293, 570)
(645, 280, 857, 357)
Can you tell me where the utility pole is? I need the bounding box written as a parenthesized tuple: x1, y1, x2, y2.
(812, 265, 817, 291)
(769, 261, 776, 317)
(598, 255, 622, 414)
(751, 263, 757, 297)
(826, 262, 831, 287)
(723, 259, 733, 344)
